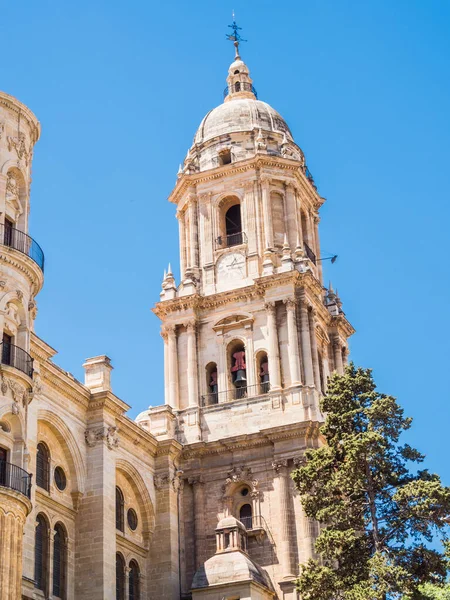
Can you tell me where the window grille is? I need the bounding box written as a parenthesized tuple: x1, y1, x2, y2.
(36, 443, 50, 491)
(116, 554, 125, 600)
(116, 487, 124, 532)
(35, 514, 48, 591)
(53, 524, 66, 598)
(129, 560, 140, 600)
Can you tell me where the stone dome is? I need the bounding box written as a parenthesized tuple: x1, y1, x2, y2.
(216, 516, 246, 530)
(193, 98, 293, 146)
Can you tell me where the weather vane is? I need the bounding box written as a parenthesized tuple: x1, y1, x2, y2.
(226, 11, 246, 56)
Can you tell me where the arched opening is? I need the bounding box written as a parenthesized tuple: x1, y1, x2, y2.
(116, 553, 125, 600)
(228, 340, 247, 400)
(36, 442, 50, 491)
(53, 523, 67, 599)
(257, 352, 270, 394)
(205, 362, 218, 405)
(35, 513, 49, 593)
(234, 81, 241, 92)
(129, 560, 140, 600)
(116, 486, 124, 532)
(239, 503, 253, 530)
(225, 204, 242, 246)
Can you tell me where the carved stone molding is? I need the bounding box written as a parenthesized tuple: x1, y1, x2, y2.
(272, 459, 289, 474)
(221, 465, 259, 499)
(293, 456, 306, 467)
(0, 122, 4, 140)
(186, 320, 197, 334)
(154, 474, 170, 489)
(84, 425, 119, 450)
(283, 297, 296, 311)
(7, 133, 30, 165)
(264, 301, 276, 315)
(188, 474, 204, 486)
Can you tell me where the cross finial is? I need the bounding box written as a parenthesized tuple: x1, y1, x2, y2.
(226, 12, 246, 59)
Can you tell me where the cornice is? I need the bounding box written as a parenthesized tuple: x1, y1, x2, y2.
(30, 333, 57, 361)
(0, 91, 41, 143)
(153, 270, 326, 319)
(155, 438, 183, 460)
(87, 390, 131, 416)
(35, 489, 77, 519)
(116, 414, 158, 456)
(329, 313, 356, 338)
(116, 531, 149, 557)
(169, 155, 322, 206)
(39, 361, 90, 409)
(181, 420, 321, 459)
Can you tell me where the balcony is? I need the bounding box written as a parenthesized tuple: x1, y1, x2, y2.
(201, 382, 271, 407)
(223, 82, 258, 99)
(304, 242, 317, 265)
(0, 342, 33, 378)
(0, 223, 45, 272)
(215, 231, 247, 250)
(0, 460, 32, 498)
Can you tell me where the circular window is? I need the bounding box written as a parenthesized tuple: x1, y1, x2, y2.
(241, 487, 249, 497)
(127, 508, 138, 531)
(54, 466, 66, 491)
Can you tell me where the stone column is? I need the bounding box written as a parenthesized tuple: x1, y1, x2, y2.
(261, 176, 274, 249)
(162, 329, 170, 405)
(178, 211, 186, 280)
(0, 489, 31, 600)
(167, 325, 179, 409)
(285, 183, 298, 251)
(188, 195, 198, 272)
(313, 213, 323, 281)
(299, 296, 314, 386)
(284, 298, 302, 385)
(321, 341, 331, 392)
(244, 327, 256, 390)
(244, 181, 257, 255)
(332, 335, 344, 374)
(187, 321, 199, 407)
(309, 309, 321, 391)
(273, 460, 295, 579)
(189, 476, 205, 570)
(265, 301, 281, 389)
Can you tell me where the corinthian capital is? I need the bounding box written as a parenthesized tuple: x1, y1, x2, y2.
(264, 301, 276, 315)
(272, 459, 289, 473)
(186, 320, 197, 333)
(283, 297, 296, 311)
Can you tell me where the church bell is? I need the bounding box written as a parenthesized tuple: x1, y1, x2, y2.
(234, 369, 247, 386)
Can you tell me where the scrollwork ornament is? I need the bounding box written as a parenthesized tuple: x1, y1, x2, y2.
(7, 133, 30, 165)
(272, 459, 289, 474)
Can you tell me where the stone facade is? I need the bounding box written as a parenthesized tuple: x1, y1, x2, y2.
(0, 40, 354, 600)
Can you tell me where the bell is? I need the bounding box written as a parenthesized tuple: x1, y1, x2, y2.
(234, 369, 247, 385)
(261, 373, 270, 383)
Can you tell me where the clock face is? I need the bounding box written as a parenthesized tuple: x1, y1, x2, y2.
(216, 252, 246, 288)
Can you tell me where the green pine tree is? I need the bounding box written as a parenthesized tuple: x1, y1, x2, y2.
(292, 364, 450, 600)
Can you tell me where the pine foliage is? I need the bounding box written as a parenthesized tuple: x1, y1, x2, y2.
(292, 364, 450, 600)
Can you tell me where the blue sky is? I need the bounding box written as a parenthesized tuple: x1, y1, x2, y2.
(2, 1, 449, 481)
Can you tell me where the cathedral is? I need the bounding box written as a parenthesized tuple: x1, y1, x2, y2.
(0, 27, 354, 600)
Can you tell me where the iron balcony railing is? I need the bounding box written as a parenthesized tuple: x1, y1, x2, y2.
(223, 82, 258, 99)
(201, 382, 271, 407)
(303, 165, 317, 190)
(304, 242, 317, 265)
(0, 460, 32, 498)
(0, 342, 33, 378)
(215, 231, 247, 250)
(0, 223, 45, 272)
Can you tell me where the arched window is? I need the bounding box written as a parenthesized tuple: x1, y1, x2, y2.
(36, 442, 50, 491)
(35, 513, 49, 592)
(116, 486, 124, 532)
(129, 560, 140, 600)
(206, 362, 218, 405)
(257, 352, 270, 394)
(229, 341, 247, 400)
(53, 523, 66, 599)
(239, 503, 253, 529)
(116, 553, 125, 600)
(234, 81, 241, 92)
(225, 204, 242, 246)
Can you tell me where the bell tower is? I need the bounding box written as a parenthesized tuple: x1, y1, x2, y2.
(149, 38, 354, 444)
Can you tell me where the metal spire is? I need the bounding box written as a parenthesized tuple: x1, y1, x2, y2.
(226, 11, 247, 58)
